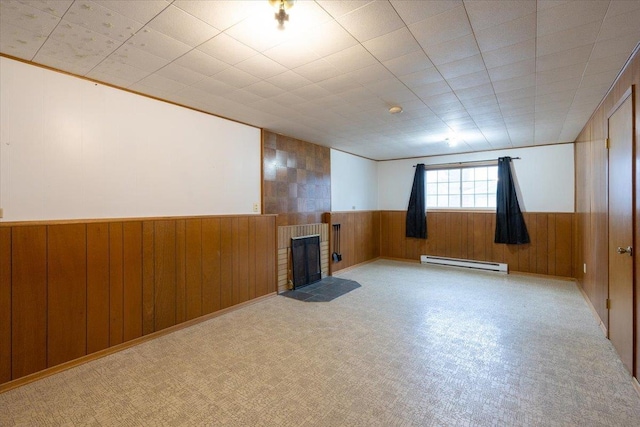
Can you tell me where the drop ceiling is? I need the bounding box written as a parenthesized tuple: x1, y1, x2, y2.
(1, 0, 639, 160)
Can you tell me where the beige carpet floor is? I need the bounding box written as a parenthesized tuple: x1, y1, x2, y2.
(1, 259, 639, 426)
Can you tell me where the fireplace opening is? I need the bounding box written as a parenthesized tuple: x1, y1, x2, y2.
(291, 235, 322, 289)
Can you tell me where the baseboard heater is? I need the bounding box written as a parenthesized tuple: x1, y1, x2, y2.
(420, 255, 508, 273)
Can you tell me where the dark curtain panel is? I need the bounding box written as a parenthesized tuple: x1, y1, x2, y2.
(495, 156, 530, 244)
(406, 163, 427, 239)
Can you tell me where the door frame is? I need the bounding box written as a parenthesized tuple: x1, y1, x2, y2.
(606, 85, 636, 376)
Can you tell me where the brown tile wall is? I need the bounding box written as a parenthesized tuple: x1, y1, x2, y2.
(262, 130, 331, 226)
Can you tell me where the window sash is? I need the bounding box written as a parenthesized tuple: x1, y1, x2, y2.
(425, 164, 498, 209)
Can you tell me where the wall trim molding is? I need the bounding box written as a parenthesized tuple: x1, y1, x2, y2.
(0, 214, 277, 227)
(576, 280, 608, 337)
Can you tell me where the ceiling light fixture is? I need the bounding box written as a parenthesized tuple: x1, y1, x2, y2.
(389, 106, 403, 114)
(445, 137, 458, 147)
(269, 0, 295, 30)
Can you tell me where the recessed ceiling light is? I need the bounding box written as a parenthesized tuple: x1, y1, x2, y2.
(389, 106, 403, 114)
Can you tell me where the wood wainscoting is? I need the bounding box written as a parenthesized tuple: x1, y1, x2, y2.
(0, 215, 277, 387)
(574, 44, 640, 378)
(325, 211, 381, 274)
(277, 223, 329, 293)
(379, 211, 576, 277)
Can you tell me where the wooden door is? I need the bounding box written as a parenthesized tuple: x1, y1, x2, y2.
(608, 93, 634, 374)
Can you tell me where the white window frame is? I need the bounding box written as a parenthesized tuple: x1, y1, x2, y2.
(425, 161, 498, 211)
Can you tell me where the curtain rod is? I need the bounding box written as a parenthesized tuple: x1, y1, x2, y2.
(413, 157, 520, 167)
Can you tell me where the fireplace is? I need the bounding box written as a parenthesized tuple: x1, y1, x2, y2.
(291, 235, 322, 289)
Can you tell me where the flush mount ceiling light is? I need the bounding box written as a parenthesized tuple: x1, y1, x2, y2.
(445, 137, 458, 147)
(389, 106, 403, 114)
(269, 0, 295, 30)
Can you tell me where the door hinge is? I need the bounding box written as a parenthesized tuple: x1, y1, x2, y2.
(606, 298, 611, 309)
(605, 138, 610, 149)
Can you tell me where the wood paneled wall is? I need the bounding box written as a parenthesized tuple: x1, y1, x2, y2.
(277, 223, 329, 292)
(0, 215, 276, 386)
(325, 211, 381, 274)
(574, 44, 640, 375)
(262, 130, 331, 227)
(377, 211, 576, 277)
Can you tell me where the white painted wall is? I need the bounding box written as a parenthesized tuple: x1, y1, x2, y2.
(377, 144, 575, 212)
(331, 149, 378, 211)
(0, 57, 261, 222)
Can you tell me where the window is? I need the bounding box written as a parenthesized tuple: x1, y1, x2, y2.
(425, 165, 498, 209)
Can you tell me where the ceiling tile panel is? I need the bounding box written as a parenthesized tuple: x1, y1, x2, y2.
(536, 64, 584, 85)
(536, 0, 608, 37)
(33, 20, 120, 73)
(465, 0, 536, 31)
(316, 74, 362, 93)
(535, 44, 592, 72)
(536, 21, 601, 57)
(437, 54, 486, 80)
(424, 34, 480, 66)
(87, 58, 150, 83)
(448, 70, 490, 90)
(475, 13, 536, 52)
(391, 0, 462, 26)
(413, 80, 451, 99)
(173, 49, 229, 76)
(212, 67, 261, 89)
(197, 33, 258, 65)
(482, 38, 535, 69)
(263, 38, 321, 69)
(364, 78, 419, 103)
(316, 1, 372, 19)
(342, 63, 396, 86)
(109, 43, 170, 73)
(399, 67, 444, 89)
(155, 62, 207, 86)
(382, 50, 434, 76)
(0, 21, 47, 60)
(305, 20, 359, 57)
(493, 74, 535, 94)
(235, 54, 288, 80)
(266, 70, 312, 90)
(606, 0, 640, 17)
(294, 58, 342, 83)
(136, 73, 187, 93)
(579, 69, 620, 90)
(146, 5, 220, 47)
(583, 52, 631, 76)
(174, 0, 255, 31)
(0, 0, 60, 34)
(244, 81, 283, 98)
(18, 0, 74, 17)
(536, 78, 580, 96)
(192, 76, 236, 96)
(408, 5, 471, 48)
(63, 1, 144, 41)
(590, 33, 640, 61)
(487, 58, 535, 81)
(127, 27, 191, 61)
(336, 1, 405, 42)
(455, 84, 495, 101)
(85, 69, 139, 87)
(96, 0, 170, 23)
(324, 44, 378, 73)
(362, 27, 421, 62)
(598, 7, 640, 41)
